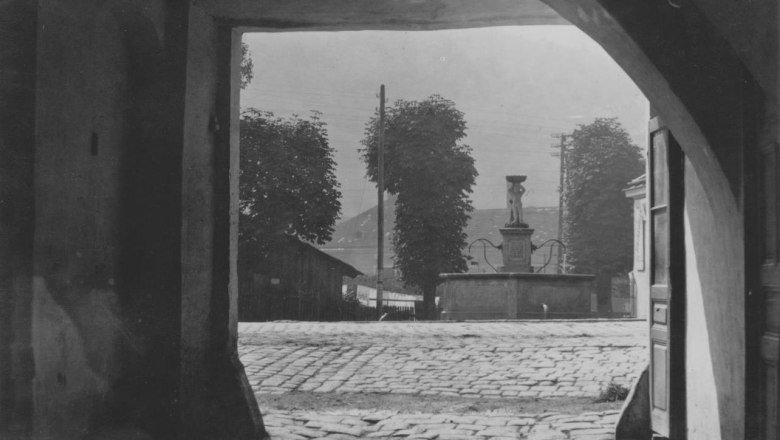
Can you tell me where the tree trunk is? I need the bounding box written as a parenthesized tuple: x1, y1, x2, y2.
(422, 284, 437, 320)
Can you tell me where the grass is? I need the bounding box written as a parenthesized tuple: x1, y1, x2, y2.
(594, 381, 630, 403)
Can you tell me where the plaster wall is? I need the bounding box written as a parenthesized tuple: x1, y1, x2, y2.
(31, 1, 186, 437)
(179, 7, 266, 439)
(632, 195, 648, 320)
(692, 0, 777, 97)
(0, 0, 37, 430)
(17, 1, 261, 437)
(179, 5, 219, 436)
(201, 0, 567, 29)
(33, 5, 133, 437)
(684, 160, 744, 440)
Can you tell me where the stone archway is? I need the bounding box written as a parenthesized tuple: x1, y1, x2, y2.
(537, 3, 748, 436)
(216, 1, 755, 438)
(9, 0, 759, 438)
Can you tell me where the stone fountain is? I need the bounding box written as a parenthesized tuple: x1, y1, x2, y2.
(439, 176, 595, 320)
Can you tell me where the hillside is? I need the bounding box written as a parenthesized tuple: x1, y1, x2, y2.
(320, 201, 560, 275)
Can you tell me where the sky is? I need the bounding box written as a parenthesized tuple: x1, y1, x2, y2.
(242, 26, 648, 220)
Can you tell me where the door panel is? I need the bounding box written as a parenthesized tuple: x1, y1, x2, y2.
(653, 344, 669, 411)
(761, 254, 780, 440)
(755, 114, 780, 440)
(648, 117, 685, 439)
(652, 213, 669, 285)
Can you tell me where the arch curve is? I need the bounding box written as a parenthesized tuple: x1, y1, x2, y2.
(542, 0, 741, 221)
(539, 1, 748, 437)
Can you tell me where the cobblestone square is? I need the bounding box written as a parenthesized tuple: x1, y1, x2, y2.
(239, 320, 647, 439)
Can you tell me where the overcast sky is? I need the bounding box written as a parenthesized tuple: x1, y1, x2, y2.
(242, 26, 648, 220)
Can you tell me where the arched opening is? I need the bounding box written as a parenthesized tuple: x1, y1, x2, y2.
(226, 0, 752, 437)
(236, 27, 652, 439)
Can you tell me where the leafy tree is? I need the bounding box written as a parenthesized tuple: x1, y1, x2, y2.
(239, 109, 342, 264)
(360, 95, 477, 319)
(562, 117, 644, 313)
(240, 42, 253, 89)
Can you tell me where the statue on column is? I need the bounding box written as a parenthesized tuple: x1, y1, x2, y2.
(506, 175, 528, 228)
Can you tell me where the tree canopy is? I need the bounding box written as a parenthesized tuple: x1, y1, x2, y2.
(239, 109, 342, 262)
(240, 42, 253, 89)
(360, 95, 477, 318)
(562, 117, 644, 311)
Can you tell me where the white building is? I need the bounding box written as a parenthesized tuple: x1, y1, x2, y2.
(624, 174, 649, 320)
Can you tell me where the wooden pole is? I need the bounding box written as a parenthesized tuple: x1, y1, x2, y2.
(376, 85, 385, 319)
(557, 137, 566, 273)
(551, 133, 568, 273)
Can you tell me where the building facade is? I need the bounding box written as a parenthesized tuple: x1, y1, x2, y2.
(624, 174, 649, 320)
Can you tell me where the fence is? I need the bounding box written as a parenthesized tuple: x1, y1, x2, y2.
(341, 300, 416, 321)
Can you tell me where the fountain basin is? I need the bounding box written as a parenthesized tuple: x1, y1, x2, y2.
(439, 272, 595, 320)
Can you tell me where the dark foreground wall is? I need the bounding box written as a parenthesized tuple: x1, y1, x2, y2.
(0, 0, 36, 432)
(0, 1, 264, 438)
(31, 2, 183, 437)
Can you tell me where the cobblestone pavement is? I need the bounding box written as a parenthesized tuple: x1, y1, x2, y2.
(261, 408, 621, 440)
(239, 320, 647, 439)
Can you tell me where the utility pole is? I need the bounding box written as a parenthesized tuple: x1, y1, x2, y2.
(376, 85, 386, 319)
(551, 132, 569, 273)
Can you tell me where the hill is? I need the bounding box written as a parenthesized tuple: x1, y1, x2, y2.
(320, 200, 559, 275)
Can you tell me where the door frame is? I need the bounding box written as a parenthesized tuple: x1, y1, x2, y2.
(648, 116, 687, 439)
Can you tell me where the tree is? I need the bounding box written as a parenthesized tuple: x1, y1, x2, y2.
(562, 117, 645, 313)
(239, 109, 342, 264)
(240, 42, 253, 89)
(360, 95, 477, 319)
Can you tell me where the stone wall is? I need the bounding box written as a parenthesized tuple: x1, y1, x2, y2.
(440, 273, 595, 320)
(684, 160, 745, 439)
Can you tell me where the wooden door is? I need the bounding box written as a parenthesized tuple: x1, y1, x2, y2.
(756, 120, 780, 440)
(648, 117, 686, 439)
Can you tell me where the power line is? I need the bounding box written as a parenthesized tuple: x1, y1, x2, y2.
(239, 99, 576, 132)
(242, 85, 590, 122)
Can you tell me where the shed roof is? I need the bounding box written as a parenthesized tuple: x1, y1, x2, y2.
(284, 235, 363, 278)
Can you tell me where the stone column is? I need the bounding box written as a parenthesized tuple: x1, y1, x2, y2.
(500, 228, 534, 273)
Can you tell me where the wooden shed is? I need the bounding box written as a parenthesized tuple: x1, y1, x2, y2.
(239, 236, 362, 321)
